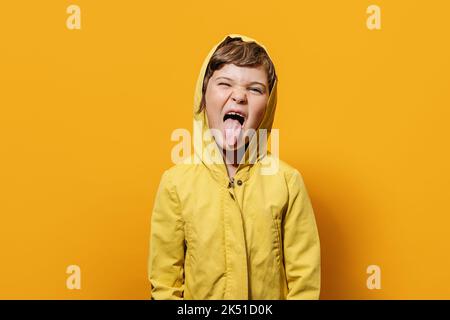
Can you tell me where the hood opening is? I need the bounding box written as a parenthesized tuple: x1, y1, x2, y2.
(192, 34, 278, 171)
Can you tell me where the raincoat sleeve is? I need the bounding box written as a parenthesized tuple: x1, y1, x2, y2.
(148, 170, 185, 300)
(283, 169, 321, 299)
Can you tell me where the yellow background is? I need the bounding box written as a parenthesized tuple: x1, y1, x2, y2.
(1, 0, 449, 299)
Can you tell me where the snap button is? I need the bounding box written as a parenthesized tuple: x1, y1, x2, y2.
(237, 179, 243, 186)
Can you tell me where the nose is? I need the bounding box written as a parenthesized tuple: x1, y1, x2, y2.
(231, 89, 247, 104)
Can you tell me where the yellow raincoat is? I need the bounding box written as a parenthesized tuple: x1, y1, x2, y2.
(148, 34, 321, 300)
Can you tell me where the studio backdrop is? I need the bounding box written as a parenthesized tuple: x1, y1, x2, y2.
(1, 0, 449, 299)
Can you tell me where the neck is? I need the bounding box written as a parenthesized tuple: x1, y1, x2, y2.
(221, 142, 248, 179)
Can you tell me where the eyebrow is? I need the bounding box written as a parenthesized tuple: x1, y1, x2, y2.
(215, 76, 267, 89)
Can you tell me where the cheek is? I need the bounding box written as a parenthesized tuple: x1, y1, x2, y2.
(205, 87, 228, 109)
(205, 88, 227, 128)
(249, 98, 268, 127)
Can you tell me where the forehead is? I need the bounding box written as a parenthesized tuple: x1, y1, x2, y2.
(212, 64, 268, 85)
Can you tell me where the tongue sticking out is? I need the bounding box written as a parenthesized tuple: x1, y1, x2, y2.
(223, 118, 243, 147)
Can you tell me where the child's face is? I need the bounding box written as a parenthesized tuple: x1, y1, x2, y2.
(204, 63, 269, 151)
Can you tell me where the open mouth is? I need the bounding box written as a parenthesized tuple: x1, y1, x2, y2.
(222, 111, 246, 147)
(223, 112, 245, 126)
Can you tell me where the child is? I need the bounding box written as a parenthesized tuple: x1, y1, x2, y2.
(148, 34, 321, 300)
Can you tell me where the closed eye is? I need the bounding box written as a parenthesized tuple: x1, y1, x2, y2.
(249, 87, 263, 94)
(218, 82, 231, 87)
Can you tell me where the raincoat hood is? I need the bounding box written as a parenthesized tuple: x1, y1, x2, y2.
(192, 34, 278, 182)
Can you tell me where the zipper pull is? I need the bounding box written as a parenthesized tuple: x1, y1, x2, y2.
(228, 177, 235, 188)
